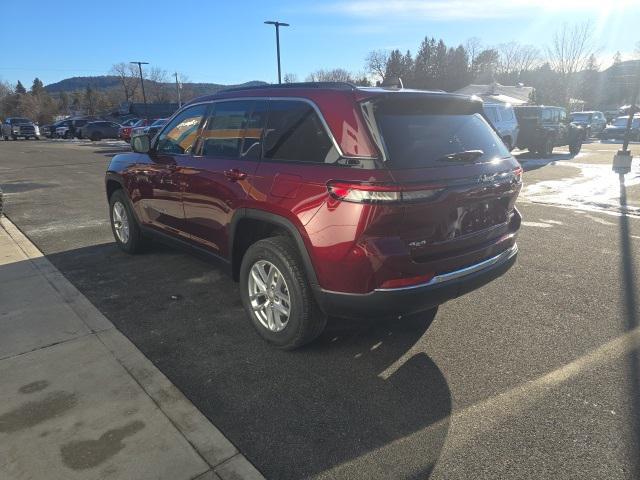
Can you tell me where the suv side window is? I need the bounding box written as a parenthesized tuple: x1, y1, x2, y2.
(500, 107, 514, 121)
(264, 100, 337, 163)
(156, 104, 207, 155)
(542, 108, 553, 122)
(201, 100, 268, 159)
(484, 106, 499, 124)
(559, 109, 567, 122)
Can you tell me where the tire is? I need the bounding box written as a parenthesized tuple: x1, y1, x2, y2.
(3, 136, 8, 141)
(91, 132, 102, 141)
(11, 135, 17, 141)
(569, 141, 582, 156)
(239, 236, 327, 350)
(64, 131, 71, 139)
(109, 189, 149, 254)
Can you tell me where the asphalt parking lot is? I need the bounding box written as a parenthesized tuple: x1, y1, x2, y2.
(2, 138, 640, 479)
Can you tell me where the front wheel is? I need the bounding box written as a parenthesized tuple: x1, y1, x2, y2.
(240, 236, 327, 350)
(109, 189, 149, 254)
(569, 141, 582, 156)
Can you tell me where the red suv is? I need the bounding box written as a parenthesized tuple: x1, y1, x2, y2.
(105, 83, 522, 349)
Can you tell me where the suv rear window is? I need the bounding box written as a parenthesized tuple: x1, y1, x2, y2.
(263, 100, 337, 163)
(374, 107, 509, 169)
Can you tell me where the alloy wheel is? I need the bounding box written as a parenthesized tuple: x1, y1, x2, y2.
(112, 201, 130, 244)
(248, 260, 291, 332)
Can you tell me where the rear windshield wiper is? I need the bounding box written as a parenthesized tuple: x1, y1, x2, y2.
(437, 150, 484, 163)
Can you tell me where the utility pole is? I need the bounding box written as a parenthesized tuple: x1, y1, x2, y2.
(174, 72, 182, 108)
(613, 64, 640, 175)
(264, 21, 289, 84)
(130, 61, 149, 120)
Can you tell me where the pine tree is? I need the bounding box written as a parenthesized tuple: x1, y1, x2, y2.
(30, 78, 45, 97)
(15, 80, 26, 94)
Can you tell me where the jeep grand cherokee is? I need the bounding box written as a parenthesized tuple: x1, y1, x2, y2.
(105, 82, 522, 349)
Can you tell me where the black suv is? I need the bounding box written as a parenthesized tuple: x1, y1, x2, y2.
(514, 106, 583, 156)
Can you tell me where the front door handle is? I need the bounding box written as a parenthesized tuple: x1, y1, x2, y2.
(224, 169, 247, 181)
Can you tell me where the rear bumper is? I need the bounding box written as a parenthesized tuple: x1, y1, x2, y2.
(317, 244, 518, 318)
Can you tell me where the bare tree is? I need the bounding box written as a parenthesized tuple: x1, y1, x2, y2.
(110, 63, 139, 104)
(306, 68, 354, 83)
(147, 67, 170, 102)
(546, 22, 599, 105)
(515, 45, 540, 73)
(636, 41, 640, 59)
(365, 50, 389, 82)
(465, 37, 482, 73)
(547, 22, 598, 75)
(497, 42, 540, 78)
(283, 73, 298, 83)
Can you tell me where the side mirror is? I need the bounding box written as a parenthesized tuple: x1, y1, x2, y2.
(131, 134, 150, 153)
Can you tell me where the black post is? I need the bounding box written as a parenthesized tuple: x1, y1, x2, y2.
(131, 61, 149, 120)
(275, 24, 281, 84)
(264, 21, 289, 85)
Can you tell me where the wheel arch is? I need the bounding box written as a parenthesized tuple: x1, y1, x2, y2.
(229, 209, 320, 290)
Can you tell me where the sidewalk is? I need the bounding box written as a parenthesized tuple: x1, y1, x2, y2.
(0, 216, 264, 480)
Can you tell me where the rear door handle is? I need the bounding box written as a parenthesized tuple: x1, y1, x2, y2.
(224, 169, 247, 181)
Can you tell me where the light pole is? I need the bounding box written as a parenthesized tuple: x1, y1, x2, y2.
(264, 21, 289, 84)
(613, 64, 640, 175)
(174, 72, 182, 108)
(130, 61, 149, 120)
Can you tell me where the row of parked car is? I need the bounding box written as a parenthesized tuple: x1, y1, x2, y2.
(480, 103, 640, 156)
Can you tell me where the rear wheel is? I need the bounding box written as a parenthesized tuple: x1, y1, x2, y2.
(542, 137, 554, 157)
(569, 141, 582, 156)
(240, 236, 327, 350)
(109, 189, 149, 254)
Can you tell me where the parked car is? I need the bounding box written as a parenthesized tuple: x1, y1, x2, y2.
(483, 102, 519, 150)
(81, 121, 122, 141)
(570, 111, 606, 138)
(55, 120, 74, 138)
(40, 120, 65, 138)
(74, 118, 100, 139)
(141, 118, 168, 139)
(130, 119, 158, 139)
(54, 117, 98, 139)
(119, 119, 151, 143)
(120, 118, 140, 127)
(105, 83, 522, 349)
(514, 105, 583, 156)
(601, 115, 640, 141)
(2, 117, 40, 140)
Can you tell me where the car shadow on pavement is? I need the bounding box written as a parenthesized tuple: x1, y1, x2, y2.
(46, 241, 451, 480)
(617, 174, 640, 478)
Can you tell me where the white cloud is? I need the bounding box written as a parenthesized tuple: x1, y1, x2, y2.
(325, 0, 636, 20)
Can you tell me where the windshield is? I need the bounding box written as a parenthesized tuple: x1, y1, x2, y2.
(612, 117, 640, 127)
(10, 118, 31, 124)
(514, 108, 539, 120)
(571, 113, 592, 122)
(375, 111, 510, 169)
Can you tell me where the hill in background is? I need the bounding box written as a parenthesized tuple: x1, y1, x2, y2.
(44, 76, 269, 97)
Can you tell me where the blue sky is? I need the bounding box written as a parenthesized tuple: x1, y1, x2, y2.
(1, 0, 638, 87)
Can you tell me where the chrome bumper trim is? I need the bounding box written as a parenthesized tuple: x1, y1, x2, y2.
(374, 244, 518, 292)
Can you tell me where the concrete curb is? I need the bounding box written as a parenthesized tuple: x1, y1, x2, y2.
(0, 216, 265, 480)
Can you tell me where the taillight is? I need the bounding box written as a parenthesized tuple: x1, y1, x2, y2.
(513, 166, 523, 184)
(327, 181, 443, 204)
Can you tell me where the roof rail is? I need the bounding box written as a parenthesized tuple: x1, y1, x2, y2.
(219, 81, 357, 93)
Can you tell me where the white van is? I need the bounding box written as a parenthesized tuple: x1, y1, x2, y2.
(483, 103, 519, 151)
